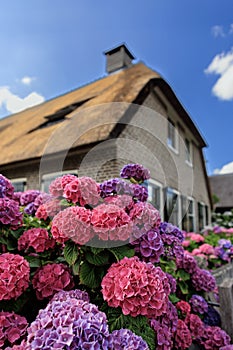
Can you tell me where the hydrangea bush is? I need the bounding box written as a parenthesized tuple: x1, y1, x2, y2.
(0, 167, 232, 349)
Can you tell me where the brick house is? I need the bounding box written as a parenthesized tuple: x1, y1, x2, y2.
(209, 173, 233, 213)
(0, 44, 212, 232)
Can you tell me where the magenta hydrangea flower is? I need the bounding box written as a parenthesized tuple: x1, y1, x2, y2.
(18, 228, 56, 253)
(176, 252, 198, 274)
(91, 203, 133, 241)
(189, 295, 208, 314)
(52, 206, 93, 245)
(0, 174, 14, 198)
(131, 228, 164, 263)
(64, 176, 100, 206)
(201, 326, 231, 350)
(111, 329, 149, 349)
(0, 311, 28, 348)
(49, 174, 77, 197)
(49, 289, 90, 304)
(130, 201, 161, 235)
(32, 263, 74, 300)
(150, 301, 178, 350)
(101, 256, 170, 318)
(174, 319, 192, 350)
(0, 198, 23, 230)
(5, 342, 28, 350)
(0, 253, 30, 300)
(166, 273, 177, 293)
(26, 297, 112, 349)
(35, 198, 62, 220)
(185, 313, 205, 339)
(191, 268, 216, 292)
(104, 194, 134, 211)
(176, 301, 191, 315)
(120, 163, 150, 183)
(20, 190, 40, 206)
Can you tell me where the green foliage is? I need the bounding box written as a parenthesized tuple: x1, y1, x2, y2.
(79, 261, 106, 289)
(63, 240, 80, 265)
(108, 245, 135, 261)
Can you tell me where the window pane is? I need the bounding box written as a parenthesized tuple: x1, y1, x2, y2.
(165, 188, 179, 226)
(185, 139, 191, 163)
(198, 202, 204, 231)
(148, 183, 161, 211)
(12, 181, 26, 192)
(168, 120, 176, 148)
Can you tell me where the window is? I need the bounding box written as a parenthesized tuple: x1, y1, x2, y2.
(148, 180, 163, 220)
(181, 196, 195, 232)
(164, 187, 181, 227)
(11, 178, 27, 192)
(198, 202, 209, 231)
(185, 139, 192, 165)
(167, 119, 178, 152)
(41, 170, 78, 193)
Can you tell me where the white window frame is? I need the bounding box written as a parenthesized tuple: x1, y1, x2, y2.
(164, 187, 182, 228)
(198, 201, 208, 231)
(41, 170, 78, 192)
(187, 196, 195, 232)
(148, 179, 164, 221)
(167, 118, 179, 154)
(11, 178, 27, 192)
(185, 138, 193, 167)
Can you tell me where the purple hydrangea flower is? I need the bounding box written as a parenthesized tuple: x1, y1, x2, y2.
(131, 184, 148, 202)
(24, 202, 36, 215)
(27, 297, 112, 349)
(159, 222, 184, 259)
(191, 268, 216, 292)
(166, 273, 177, 293)
(111, 329, 149, 349)
(203, 305, 221, 327)
(100, 178, 132, 198)
(159, 222, 184, 242)
(0, 198, 23, 229)
(131, 228, 164, 263)
(120, 163, 150, 183)
(0, 174, 14, 198)
(189, 295, 208, 314)
(176, 253, 198, 274)
(218, 239, 232, 249)
(20, 190, 40, 206)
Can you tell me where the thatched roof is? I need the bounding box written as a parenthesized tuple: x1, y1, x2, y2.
(0, 62, 206, 166)
(209, 173, 233, 208)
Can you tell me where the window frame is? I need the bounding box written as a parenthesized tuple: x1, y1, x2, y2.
(41, 170, 78, 192)
(185, 138, 193, 166)
(10, 178, 27, 192)
(148, 179, 164, 221)
(167, 118, 179, 154)
(164, 187, 182, 228)
(198, 201, 208, 231)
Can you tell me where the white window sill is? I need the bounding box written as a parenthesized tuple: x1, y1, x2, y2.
(168, 143, 179, 155)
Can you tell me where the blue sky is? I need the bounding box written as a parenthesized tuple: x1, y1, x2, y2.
(0, 0, 232, 175)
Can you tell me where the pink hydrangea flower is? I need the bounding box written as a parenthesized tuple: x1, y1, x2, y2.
(101, 256, 170, 318)
(186, 232, 204, 243)
(182, 240, 190, 247)
(35, 198, 62, 220)
(0, 311, 28, 348)
(176, 301, 191, 315)
(185, 313, 204, 339)
(198, 243, 215, 255)
(49, 174, 77, 197)
(104, 194, 134, 211)
(52, 206, 93, 245)
(129, 202, 161, 236)
(174, 319, 192, 350)
(202, 326, 231, 350)
(64, 176, 100, 206)
(0, 174, 14, 198)
(32, 263, 74, 300)
(0, 253, 30, 300)
(91, 203, 133, 241)
(18, 228, 56, 253)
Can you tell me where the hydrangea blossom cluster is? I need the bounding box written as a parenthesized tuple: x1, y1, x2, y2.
(0, 198, 23, 230)
(203, 305, 221, 327)
(200, 326, 231, 350)
(0, 311, 28, 348)
(189, 294, 208, 314)
(26, 297, 112, 349)
(101, 256, 170, 318)
(104, 194, 134, 211)
(19, 190, 40, 206)
(63, 176, 100, 206)
(174, 319, 192, 350)
(150, 301, 178, 350)
(185, 313, 205, 339)
(52, 206, 93, 245)
(0, 253, 30, 300)
(176, 252, 198, 274)
(91, 203, 133, 241)
(130, 202, 161, 235)
(111, 329, 149, 350)
(35, 198, 62, 220)
(18, 228, 56, 253)
(176, 301, 191, 315)
(0, 174, 14, 198)
(49, 174, 77, 197)
(159, 222, 184, 259)
(32, 263, 74, 300)
(130, 228, 164, 263)
(120, 163, 150, 183)
(49, 289, 90, 304)
(191, 267, 216, 292)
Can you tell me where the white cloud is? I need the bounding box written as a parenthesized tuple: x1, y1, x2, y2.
(0, 86, 44, 114)
(204, 48, 233, 100)
(211, 25, 225, 38)
(214, 161, 233, 175)
(229, 24, 233, 34)
(21, 76, 35, 85)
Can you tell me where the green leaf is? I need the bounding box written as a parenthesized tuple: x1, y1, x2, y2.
(108, 245, 135, 262)
(72, 259, 81, 275)
(64, 241, 79, 265)
(178, 280, 189, 294)
(25, 255, 41, 268)
(169, 293, 180, 303)
(79, 261, 105, 289)
(176, 269, 190, 281)
(90, 247, 105, 255)
(86, 250, 110, 266)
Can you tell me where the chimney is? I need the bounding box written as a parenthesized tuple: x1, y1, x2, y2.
(104, 43, 135, 74)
